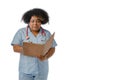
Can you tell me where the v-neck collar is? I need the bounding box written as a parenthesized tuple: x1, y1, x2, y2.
(28, 27, 42, 37)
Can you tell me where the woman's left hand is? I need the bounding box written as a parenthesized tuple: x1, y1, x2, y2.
(37, 55, 47, 61)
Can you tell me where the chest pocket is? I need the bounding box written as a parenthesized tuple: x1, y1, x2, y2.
(40, 36, 47, 44)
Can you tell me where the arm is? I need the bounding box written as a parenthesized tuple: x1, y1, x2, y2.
(45, 47, 55, 59)
(13, 45, 23, 53)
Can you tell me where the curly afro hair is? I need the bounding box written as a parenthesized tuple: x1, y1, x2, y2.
(22, 8, 49, 24)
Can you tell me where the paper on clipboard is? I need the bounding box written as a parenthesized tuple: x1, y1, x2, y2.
(23, 32, 55, 57)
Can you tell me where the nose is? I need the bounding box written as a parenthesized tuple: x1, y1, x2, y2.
(33, 21, 37, 25)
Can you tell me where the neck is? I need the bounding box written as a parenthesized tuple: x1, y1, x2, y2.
(31, 29, 40, 37)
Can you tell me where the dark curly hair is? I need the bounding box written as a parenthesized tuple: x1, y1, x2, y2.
(22, 8, 49, 24)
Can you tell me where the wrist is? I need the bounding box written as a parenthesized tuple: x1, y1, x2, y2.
(20, 47, 23, 53)
(44, 56, 48, 60)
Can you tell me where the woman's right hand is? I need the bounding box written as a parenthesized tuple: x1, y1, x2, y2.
(13, 45, 23, 53)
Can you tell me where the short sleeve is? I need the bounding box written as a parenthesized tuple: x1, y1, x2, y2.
(52, 39, 57, 48)
(11, 30, 23, 46)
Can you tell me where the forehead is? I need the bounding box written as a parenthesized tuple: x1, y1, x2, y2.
(30, 16, 41, 20)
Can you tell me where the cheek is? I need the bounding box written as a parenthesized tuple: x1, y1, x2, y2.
(37, 23, 42, 26)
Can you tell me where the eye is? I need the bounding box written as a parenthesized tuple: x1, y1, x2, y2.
(37, 19, 41, 23)
(30, 20, 34, 23)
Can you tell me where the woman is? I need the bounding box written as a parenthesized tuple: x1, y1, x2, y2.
(11, 8, 57, 80)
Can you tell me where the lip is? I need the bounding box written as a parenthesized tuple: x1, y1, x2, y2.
(33, 26, 39, 28)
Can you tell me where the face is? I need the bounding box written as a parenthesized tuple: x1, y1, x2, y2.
(29, 16, 42, 32)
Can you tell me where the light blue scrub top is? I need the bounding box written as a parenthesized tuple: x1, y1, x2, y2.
(11, 27, 57, 75)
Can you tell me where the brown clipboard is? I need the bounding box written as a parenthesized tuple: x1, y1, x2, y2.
(23, 32, 55, 57)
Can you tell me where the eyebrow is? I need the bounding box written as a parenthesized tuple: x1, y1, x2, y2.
(37, 19, 41, 21)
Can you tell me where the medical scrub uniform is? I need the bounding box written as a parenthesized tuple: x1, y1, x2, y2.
(11, 27, 57, 80)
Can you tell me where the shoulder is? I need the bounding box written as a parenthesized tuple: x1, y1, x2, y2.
(18, 27, 26, 31)
(43, 28, 51, 35)
(16, 27, 26, 33)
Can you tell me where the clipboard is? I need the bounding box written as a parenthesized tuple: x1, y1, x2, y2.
(23, 32, 55, 57)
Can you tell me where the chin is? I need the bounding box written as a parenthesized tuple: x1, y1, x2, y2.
(33, 29, 40, 31)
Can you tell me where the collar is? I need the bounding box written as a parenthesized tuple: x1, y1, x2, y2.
(26, 26, 46, 40)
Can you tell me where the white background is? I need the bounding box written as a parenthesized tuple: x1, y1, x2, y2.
(0, 0, 120, 80)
